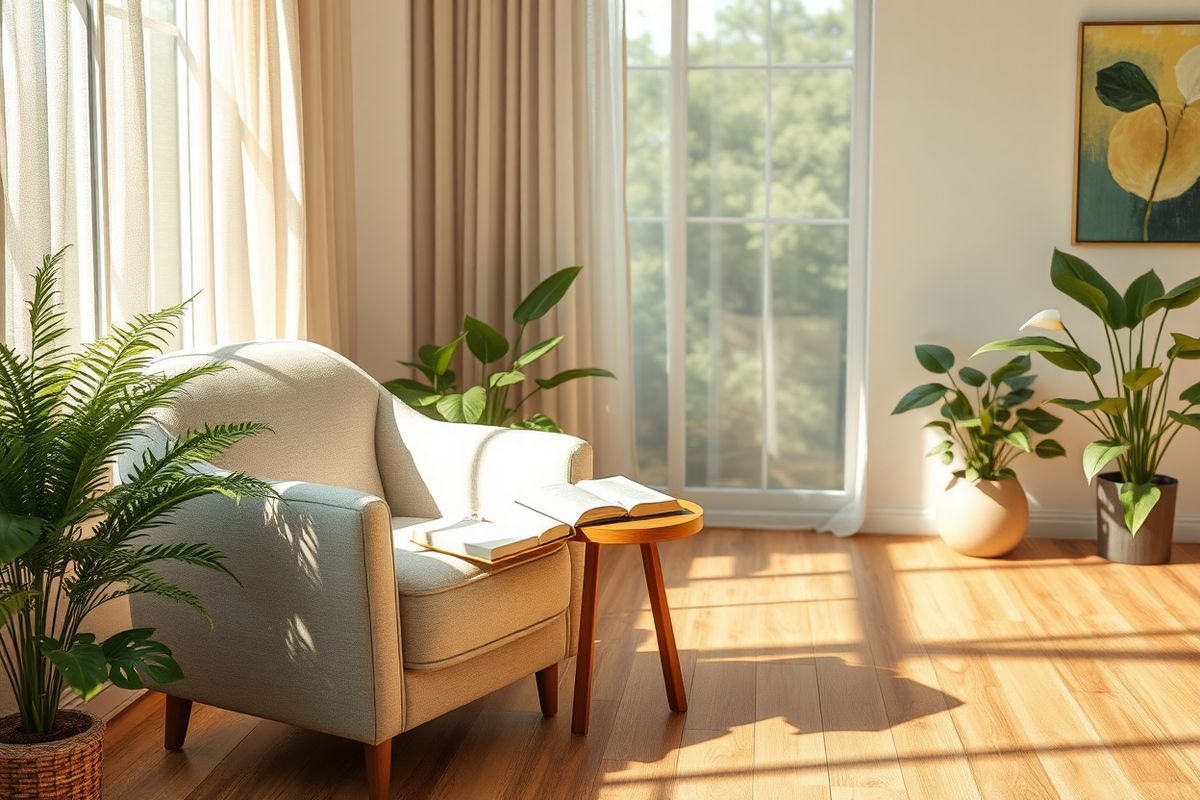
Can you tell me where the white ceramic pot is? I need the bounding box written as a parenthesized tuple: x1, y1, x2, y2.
(935, 476, 1029, 558)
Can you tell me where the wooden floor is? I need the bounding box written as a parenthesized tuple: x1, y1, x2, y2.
(103, 530, 1200, 799)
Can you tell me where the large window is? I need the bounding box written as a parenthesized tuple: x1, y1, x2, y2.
(627, 0, 870, 525)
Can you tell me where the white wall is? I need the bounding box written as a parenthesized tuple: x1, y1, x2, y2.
(866, 1, 1200, 538)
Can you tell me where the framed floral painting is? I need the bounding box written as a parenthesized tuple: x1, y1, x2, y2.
(1074, 21, 1200, 244)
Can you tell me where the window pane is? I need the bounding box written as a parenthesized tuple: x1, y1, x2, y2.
(771, 0, 854, 64)
(771, 68, 851, 218)
(631, 221, 669, 485)
(627, 0, 671, 66)
(686, 223, 763, 488)
(689, 0, 768, 65)
(767, 223, 847, 489)
(688, 69, 766, 218)
(627, 70, 670, 218)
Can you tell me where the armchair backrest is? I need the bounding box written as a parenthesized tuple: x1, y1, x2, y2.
(152, 340, 387, 498)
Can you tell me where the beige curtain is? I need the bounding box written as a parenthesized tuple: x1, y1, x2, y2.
(297, 0, 357, 357)
(408, 0, 634, 474)
(3, 1, 355, 356)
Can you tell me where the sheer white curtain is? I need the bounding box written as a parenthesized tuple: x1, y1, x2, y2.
(2, 0, 307, 348)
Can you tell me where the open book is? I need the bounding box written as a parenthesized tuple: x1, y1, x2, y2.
(407, 504, 571, 564)
(516, 475, 684, 526)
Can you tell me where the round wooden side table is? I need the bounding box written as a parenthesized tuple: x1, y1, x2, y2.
(570, 500, 704, 735)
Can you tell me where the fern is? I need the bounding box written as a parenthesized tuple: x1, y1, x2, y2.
(0, 249, 272, 734)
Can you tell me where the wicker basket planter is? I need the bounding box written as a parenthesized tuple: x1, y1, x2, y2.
(0, 711, 104, 800)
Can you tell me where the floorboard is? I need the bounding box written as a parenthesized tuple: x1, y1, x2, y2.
(100, 531, 1200, 799)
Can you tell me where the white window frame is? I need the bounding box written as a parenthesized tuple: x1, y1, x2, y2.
(630, 0, 873, 528)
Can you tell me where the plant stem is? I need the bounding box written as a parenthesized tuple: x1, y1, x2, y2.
(1143, 102, 1171, 242)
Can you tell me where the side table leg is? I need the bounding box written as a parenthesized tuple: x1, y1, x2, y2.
(572, 541, 602, 735)
(641, 543, 687, 713)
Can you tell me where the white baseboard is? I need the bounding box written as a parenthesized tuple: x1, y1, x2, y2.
(862, 506, 1200, 542)
(61, 683, 145, 722)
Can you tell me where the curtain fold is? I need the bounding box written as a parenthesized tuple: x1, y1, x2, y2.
(3, 1, 354, 356)
(297, 0, 357, 357)
(407, 0, 635, 475)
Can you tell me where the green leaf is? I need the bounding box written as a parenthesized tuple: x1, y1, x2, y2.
(386, 377, 435, 393)
(964, 466, 980, 483)
(1016, 407, 1063, 434)
(511, 412, 562, 433)
(1095, 61, 1161, 112)
(974, 335, 1070, 357)
(36, 634, 108, 702)
(463, 315, 510, 364)
(1040, 348, 1103, 375)
(941, 392, 974, 422)
(1083, 440, 1129, 483)
(1050, 248, 1126, 328)
(383, 381, 441, 407)
(513, 335, 564, 368)
(101, 628, 183, 689)
(892, 383, 949, 414)
(1122, 366, 1163, 392)
(1118, 481, 1161, 536)
(1147, 276, 1200, 314)
(958, 366, 986, 387)
(1122, 270, 1165, 327)
(1167, 410, 1200, 430)
(923, 420, 952, 432)
(0, 590, 36, 627)
(954, 417, 983, 428)
(514, 267, 582, 324)
(1000, 387, 1034, 408)
(535, 367, 615, 390)
(926, 440, 954, 457)
(1048, 396, 1128, 416)
(1003, 428, 1032, 453)
(990, 354, 1032, 386)
(0, 512, 42, 563)
(1035, 439, 1066, 459)
(417, 344, 440, 367)
(488, 370, 526, 388)
(1003, 374, 1037, 392)
(431, 336, 462, 376)
(435, 386, 487, 423)
(1180, 381, 1200, 405)
(1168, 333, 1200, 360)
(940, 450, 954, 465)
(915, 344, 955, 374)
(399, 360, 436, 382)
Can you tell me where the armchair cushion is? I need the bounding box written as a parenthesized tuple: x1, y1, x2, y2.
(391, 517, 571, 670)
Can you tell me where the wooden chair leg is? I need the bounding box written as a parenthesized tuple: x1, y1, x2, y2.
(163, 695, 193, 751)
(364, 739, 392, 800)
(535, 663, 558, 717)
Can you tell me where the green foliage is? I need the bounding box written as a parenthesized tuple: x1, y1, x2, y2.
(1095, 61, 1161, 112)
(975, 248, 1200, 534)
(0, 249, 272, 733)
(388, 267, 614, 432)
(893, 347, 1063, 482)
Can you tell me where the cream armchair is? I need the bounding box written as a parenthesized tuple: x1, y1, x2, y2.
(121, 341, 589, 800)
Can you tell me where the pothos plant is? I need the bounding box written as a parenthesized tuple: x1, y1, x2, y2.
(0, 249, 272, 736)
(892, 344, 1066, 482)
(976, 248, 1200, 535)
(387, 266, 614, 433)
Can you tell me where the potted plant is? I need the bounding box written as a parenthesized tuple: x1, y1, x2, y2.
(976, 248, 1200, 564)
(0, 250, 270, 799)
(893, 344, 1066, 557)
(388, 266, 613, 432)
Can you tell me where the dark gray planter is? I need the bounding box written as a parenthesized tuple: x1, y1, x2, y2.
(1096, 472, 1177, 565)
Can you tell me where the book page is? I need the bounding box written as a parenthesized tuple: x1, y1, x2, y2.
(576, 475, 683, 518)
(487, 502, 572, 544)
(408, 518, 540, 562)
(515, 484, 626, 526)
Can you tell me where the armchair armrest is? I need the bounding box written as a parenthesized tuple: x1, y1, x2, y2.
(120, 434, 403, 744)
(375, 391, 593, 519)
